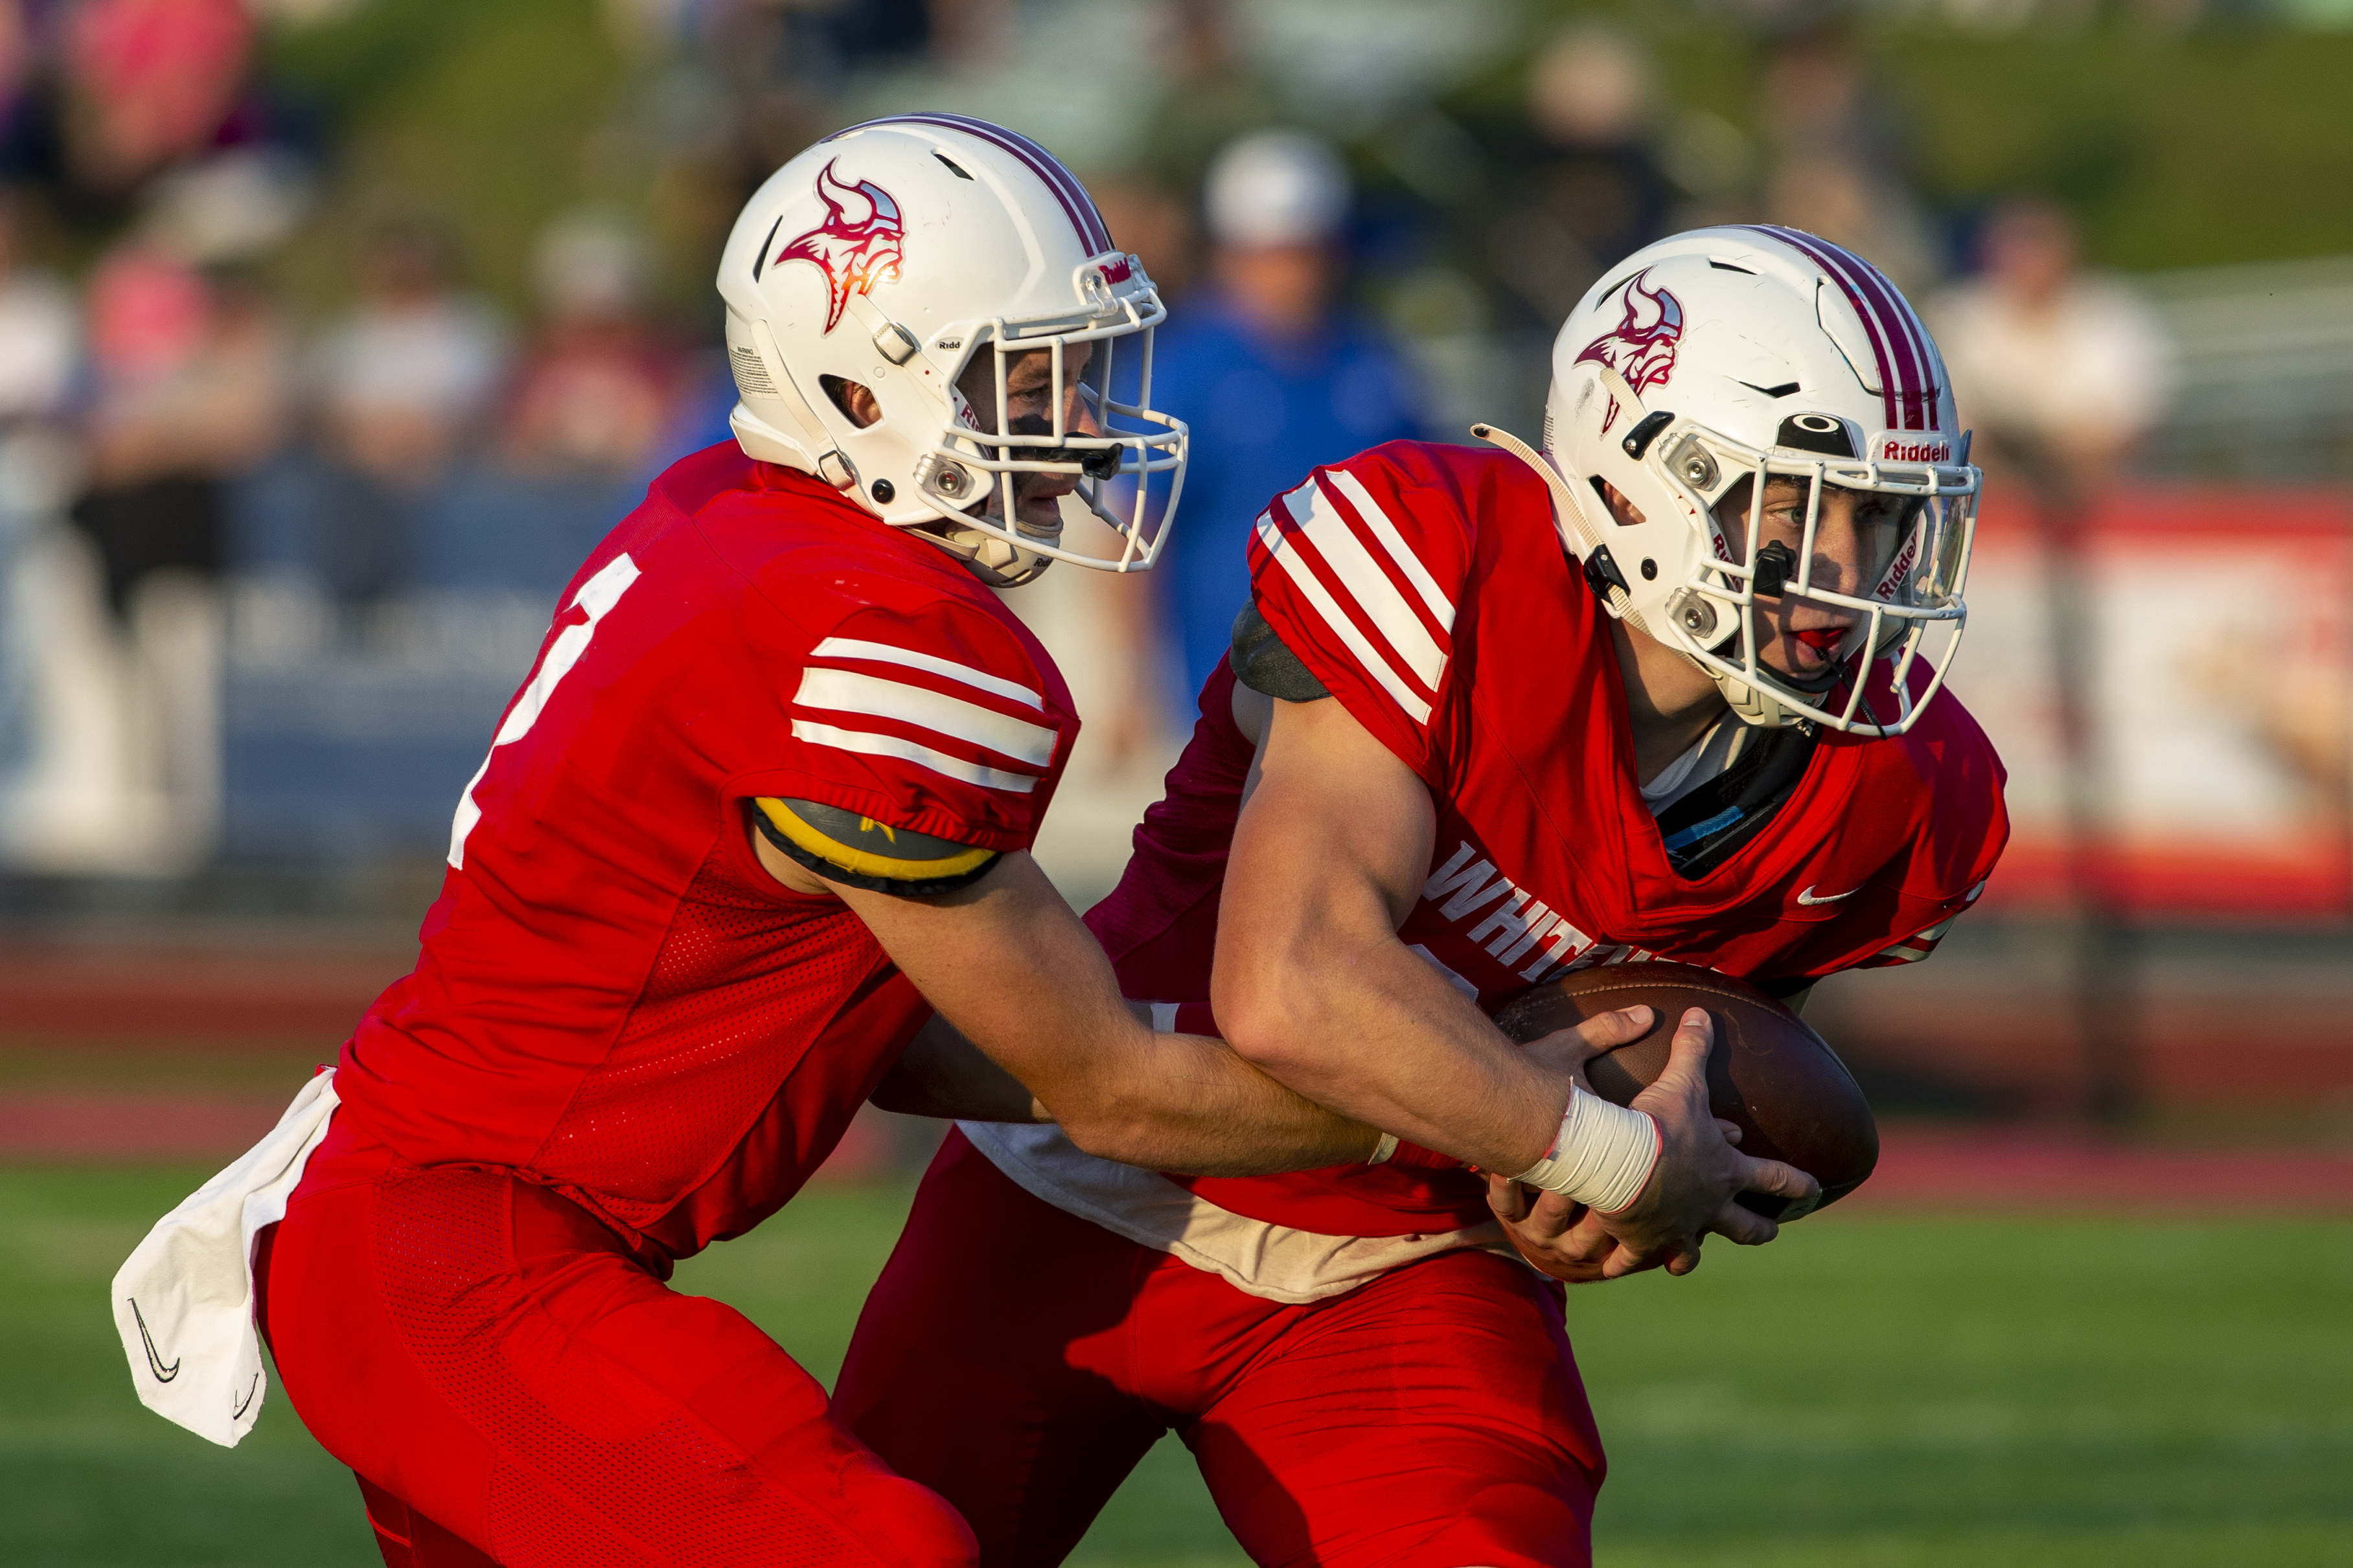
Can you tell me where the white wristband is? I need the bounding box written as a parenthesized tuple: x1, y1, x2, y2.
(1367, 1132, 1399, 1165)
(1511, 1086, 1661, 1215)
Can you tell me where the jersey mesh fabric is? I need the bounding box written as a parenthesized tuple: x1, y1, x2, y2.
(533, 834, 889, 1242)
(373, 1165, 889, 1568)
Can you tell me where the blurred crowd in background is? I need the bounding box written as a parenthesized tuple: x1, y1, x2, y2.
(0, 0, 2343, 911)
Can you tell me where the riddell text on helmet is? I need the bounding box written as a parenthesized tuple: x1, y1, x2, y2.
(1875, 436, 1953, 463)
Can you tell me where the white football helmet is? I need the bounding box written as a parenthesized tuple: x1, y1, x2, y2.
(718, 113, 1188, 585)
(1480, 224, 1980, 735)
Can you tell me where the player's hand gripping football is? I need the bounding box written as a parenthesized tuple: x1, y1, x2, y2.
(1487, 1006, 1819, 1284)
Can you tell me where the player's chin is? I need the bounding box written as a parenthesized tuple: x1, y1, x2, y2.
(1013, 484, 1072, 534)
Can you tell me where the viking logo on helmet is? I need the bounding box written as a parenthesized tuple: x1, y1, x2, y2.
(1574, 269, 1684, 398)
(775, 159, 905, 332)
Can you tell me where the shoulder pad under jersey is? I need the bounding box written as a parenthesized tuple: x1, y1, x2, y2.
(1228, 602, 1330, 702)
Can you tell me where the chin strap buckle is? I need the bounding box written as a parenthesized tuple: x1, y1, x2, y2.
(1582, 544, 1633, 608)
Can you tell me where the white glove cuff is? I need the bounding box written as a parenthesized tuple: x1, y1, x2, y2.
(1511, 1086, 1660, 1216)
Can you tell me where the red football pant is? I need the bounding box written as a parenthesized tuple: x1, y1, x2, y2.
(833, 1131, 1606, 1568)
(255, 1115, 977, 1568)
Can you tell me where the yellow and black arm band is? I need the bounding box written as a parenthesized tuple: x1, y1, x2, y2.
(749, 797, 1000, 896)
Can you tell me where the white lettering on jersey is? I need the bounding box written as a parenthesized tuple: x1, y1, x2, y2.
(449, 552, 641, 870)
(1421, 841, 1512, 920)
(1466, 888, 1559, 964)
(1416, 837, 1605, 987)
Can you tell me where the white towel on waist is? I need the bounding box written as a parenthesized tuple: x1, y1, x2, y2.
(110, 1068, 340, 1448)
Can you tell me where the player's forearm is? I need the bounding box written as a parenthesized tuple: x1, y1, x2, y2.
(1216, 927, 1570, 1175)
(1048, 1021, 1379, 1175)
(864, 1010, 1370, 1174)
(849, 853, 1376, 1172)
(869, 1012, 1045, 1122)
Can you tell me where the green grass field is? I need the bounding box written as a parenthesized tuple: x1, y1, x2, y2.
(7, 1168, 2349, 1568)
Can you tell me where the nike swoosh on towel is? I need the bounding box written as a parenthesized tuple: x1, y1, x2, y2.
(130, 1299, 181, 1382)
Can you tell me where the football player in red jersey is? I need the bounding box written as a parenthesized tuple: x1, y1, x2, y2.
(212, 117, 1519, 1568)
(833, 226, 2008, 1568)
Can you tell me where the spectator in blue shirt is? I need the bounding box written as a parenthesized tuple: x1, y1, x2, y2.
(1145, 129, 1421, 709)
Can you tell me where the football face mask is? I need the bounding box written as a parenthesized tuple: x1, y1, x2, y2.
(916, 290, 1188, 580)
(1647, 422, 1979, 734)
(1492, 225, 1984, 737)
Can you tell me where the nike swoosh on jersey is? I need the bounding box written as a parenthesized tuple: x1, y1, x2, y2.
(1795, 884, 1859, 905)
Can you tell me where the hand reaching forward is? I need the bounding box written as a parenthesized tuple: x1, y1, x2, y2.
(1489, 1006, 1819, 1283)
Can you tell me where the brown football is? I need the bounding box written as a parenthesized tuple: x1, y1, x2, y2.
(1491, 960, 1877, 1216)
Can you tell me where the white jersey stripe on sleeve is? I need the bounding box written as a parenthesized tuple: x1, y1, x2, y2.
(796, 668, 1059, 767)
(1323, 470, 1456, 631)
(1289, 479, 1447, 694)
(791, 720, 1041, 794)
(809, 637, 1044, 710)
(1254, 508, 1433, 725)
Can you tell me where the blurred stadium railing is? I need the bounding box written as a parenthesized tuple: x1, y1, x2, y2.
(2142, 255, 2353, 481)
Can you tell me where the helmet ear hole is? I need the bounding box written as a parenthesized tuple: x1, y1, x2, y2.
(820, 374, 880, 428)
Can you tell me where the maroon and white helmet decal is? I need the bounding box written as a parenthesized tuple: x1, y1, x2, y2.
(1573, 269, 1684, 398)
(775, 159, 905, 332)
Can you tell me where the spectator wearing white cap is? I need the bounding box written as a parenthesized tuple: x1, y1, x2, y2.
(1141, 128, 1421, 710)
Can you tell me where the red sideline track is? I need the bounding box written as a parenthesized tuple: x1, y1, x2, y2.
(1844, 1125, 2353, 1212)
(3, 1092, 2348, 1210)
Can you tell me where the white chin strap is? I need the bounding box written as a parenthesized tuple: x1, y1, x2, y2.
(919, 518, 1055, 588)
(1711, 643, 1846, 731)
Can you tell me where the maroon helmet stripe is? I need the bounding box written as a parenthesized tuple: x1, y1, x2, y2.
(927, 115, 1114, 253)
(1760, 225, 1939, 433)
(1743, 225, 1912, 431)
(1827, 244, 1936, 431)
(1806, 231, 1933, 432)
(848, 113, 1113, 255)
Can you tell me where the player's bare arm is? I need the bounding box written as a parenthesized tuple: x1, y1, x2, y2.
(1213, 690, 1815, 1277)
(869, 1010, 1043, 1122)
(752, 826, 1379, 1174)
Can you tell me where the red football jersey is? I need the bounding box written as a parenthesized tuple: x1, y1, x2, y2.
(1086, 440, 2006, 1237)
(336, 444, 1079, 1265)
